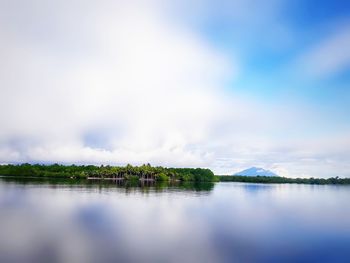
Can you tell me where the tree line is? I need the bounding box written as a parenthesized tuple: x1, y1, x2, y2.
(217, 175, 350, 184)
(1, 164, 348, 184)
(0, 163, 215, 182)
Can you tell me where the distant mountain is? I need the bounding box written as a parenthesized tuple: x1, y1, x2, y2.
(234, 167, 278, 177)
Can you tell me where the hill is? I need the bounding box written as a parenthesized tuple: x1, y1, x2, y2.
(234, 167, 278, 177)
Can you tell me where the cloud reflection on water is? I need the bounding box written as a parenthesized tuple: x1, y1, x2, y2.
(0, 179, 350, 262)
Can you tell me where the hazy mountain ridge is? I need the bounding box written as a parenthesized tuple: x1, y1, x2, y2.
(234, 167, 279, 177)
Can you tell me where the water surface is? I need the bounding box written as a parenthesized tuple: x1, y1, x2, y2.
(0, 177, 350, 263)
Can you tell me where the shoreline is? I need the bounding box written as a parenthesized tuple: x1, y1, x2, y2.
(1, 174, 350, 185)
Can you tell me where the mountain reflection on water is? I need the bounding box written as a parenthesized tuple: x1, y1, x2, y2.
(0, 177, 350, 263)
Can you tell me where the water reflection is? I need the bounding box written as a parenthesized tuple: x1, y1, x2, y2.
(0, 177, 215, 193)
(241, 183, 273, 193)
(0, 178, 350, 263)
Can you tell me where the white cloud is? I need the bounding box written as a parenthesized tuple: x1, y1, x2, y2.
(297, 22, 350, 78)
(0, 0, 235, 167)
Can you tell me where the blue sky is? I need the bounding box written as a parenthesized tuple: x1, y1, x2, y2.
(0, 0, 349, 177)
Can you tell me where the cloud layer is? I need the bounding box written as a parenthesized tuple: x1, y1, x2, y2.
(0, 0, 233, 165)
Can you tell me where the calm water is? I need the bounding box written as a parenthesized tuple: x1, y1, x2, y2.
(0, 178, 350, 263)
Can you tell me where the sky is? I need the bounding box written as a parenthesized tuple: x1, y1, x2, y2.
(0, 0, 349, 177)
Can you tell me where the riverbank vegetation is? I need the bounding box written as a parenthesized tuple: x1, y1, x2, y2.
(1, 164, 349, 184)
(217, 175, 350, 185)
(0, 163, 215, 182)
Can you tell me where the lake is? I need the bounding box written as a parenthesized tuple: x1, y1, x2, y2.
(0, 177, 350, 263)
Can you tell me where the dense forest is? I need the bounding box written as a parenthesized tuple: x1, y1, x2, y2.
(0, 163, 215, 182)
(217, 175, 350, 185)
(1, 164, 349, 184)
